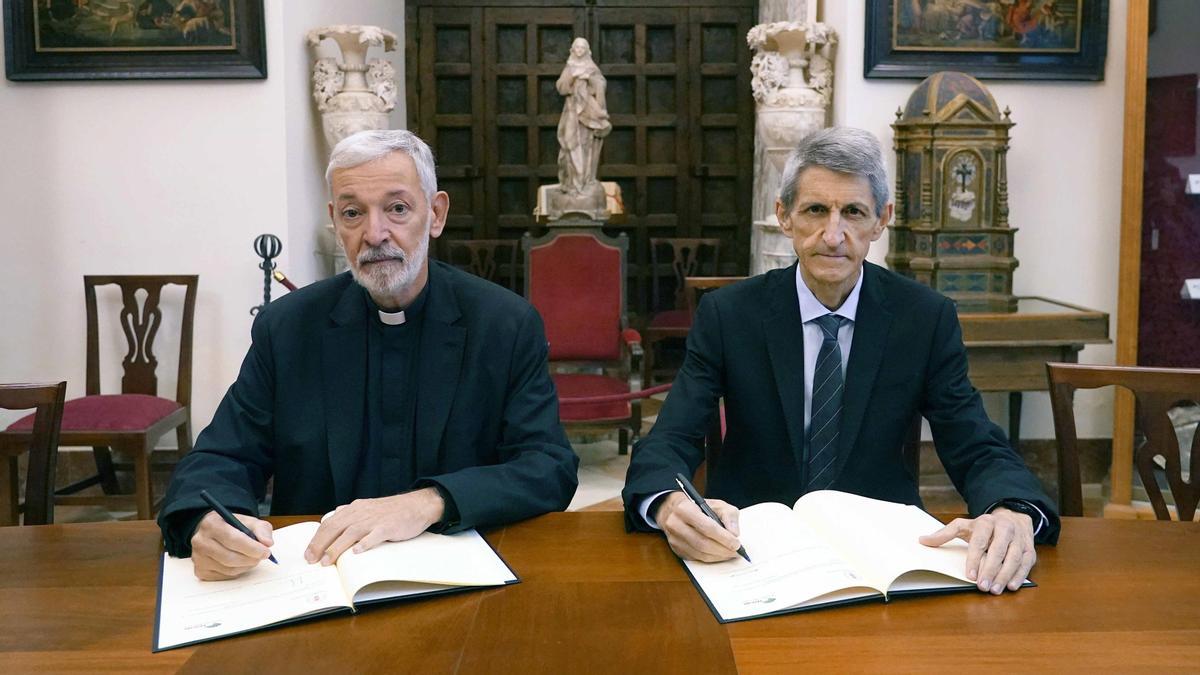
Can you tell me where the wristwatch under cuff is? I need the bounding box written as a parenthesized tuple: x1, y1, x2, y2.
(994, 498, 1040, 524)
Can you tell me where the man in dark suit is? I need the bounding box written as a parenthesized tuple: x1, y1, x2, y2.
(159, 129, 577, 580)
(624, 127, 1057, 595)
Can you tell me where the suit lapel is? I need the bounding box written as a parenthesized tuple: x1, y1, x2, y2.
(763, 264, 809, 478)
(323, 281, 369, 505)
(414, 263, 465, 478)
(832, 263, 892, 484)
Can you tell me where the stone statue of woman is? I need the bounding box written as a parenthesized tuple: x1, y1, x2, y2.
(556, 38, 611, 198)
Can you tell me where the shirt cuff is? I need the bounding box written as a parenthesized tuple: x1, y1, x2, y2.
(986, 498, 1047, 537)
(415, 480, 460, 534)
(638, 490, 675, 530)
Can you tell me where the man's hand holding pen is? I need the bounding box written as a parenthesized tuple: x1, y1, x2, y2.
(653, 491, 744, 563)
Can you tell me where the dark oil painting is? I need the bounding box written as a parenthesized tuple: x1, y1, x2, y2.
(34, 0, 235, 52)
(894, 0, 1083, 52)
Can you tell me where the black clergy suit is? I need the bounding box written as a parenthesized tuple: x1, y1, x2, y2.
(623, 262, 1059, 544)
(159, 261, 578, 555)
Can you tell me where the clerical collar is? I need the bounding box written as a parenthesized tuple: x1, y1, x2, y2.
(364, 277, 430, 326)
(379, 309, 406, 325)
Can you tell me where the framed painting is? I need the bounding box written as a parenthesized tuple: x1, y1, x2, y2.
(865, 0, 1109, 80)
(4, 0, 266, 80)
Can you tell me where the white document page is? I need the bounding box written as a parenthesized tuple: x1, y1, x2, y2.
(336, 529, 517, 602)
(683, 502, 879, 621)
(794, 490, 976, 594)
(156, 522, 347, 650)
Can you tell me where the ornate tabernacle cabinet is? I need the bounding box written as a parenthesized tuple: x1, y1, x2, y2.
(887, 71, 1018, 313)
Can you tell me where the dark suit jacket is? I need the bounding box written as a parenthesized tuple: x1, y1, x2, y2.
(623, 262, 1059, 544)
(159, 261, 578, 555)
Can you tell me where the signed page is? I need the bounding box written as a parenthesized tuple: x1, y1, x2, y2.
(682, 502, 879, 621)
(155, 522, 348, 651)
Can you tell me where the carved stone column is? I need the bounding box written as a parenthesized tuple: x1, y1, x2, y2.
(747, 1, 835, 275)
(307, 25, 399, 275)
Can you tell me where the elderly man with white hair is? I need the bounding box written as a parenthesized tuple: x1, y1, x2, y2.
(159, 129, 577, 580)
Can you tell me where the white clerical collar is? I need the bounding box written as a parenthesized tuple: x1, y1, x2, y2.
(795, 265, 864, 324)
(378, 309, 406, 325)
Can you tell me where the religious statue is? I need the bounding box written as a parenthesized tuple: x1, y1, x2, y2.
(557, 37, 611, 193)
(544, 37, 612, 221)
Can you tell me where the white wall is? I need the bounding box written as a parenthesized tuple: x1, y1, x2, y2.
(0, 0, 1127, 442)
(0, 0, 406, 439)
(824, 1, 1128, 439)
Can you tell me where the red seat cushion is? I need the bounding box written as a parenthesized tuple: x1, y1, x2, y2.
(6, 394, 181, 432)
(554, 373, 632, 422)
(647, 309, 692, 331)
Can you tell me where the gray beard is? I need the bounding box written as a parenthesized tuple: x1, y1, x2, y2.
(348, 217, 431, 302)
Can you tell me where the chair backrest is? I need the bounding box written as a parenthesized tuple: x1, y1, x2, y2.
(523, 231, 627, 362)
(84, 275, 198, 406)
(683, 276, 747, 315)
(0, 382, 66, 525)
(1047, 362, 1200, 520)
(443, 239, 519, 291)
(650, 238, 721, 312)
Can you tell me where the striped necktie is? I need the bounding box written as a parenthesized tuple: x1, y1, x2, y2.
(807, 313, 846, 492)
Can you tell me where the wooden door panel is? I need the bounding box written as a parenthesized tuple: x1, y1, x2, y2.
(412, 5, 485, 244)
(408, 1, 757, 317)
(593, 6, 689, 312)
(689, 6, 754, 278)
(485, 8, 584, 240)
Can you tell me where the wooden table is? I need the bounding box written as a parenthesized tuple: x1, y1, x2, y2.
(959, 296, 1110, 450)
(1, 512, 1196, 673)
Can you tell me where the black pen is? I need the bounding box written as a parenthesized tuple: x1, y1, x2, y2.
(200, 489, 278, 564)
(673, 473, 751, 563)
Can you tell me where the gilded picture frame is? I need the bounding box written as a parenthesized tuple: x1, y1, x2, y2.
(4, 0, 266, 81)
(865, 0, 1109, 81)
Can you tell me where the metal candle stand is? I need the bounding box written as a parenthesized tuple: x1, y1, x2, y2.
(251, 233, 283, 315)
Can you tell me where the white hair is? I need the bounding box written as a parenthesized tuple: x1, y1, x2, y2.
(325, 129, 438, 204)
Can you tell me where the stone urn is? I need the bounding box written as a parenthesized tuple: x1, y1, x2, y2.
(747, 20, 837, 273)
(308, 25, 398, 275)
(307, 25, 399, 154)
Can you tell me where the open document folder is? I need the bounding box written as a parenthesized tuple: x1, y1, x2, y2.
(154, 523, 517, 651)
(681, 490, 1033, 623)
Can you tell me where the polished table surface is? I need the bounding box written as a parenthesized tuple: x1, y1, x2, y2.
(2, 512, 1197, 673)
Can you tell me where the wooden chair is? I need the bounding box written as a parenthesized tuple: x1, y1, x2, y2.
(1047, 362, 1200, 520)
(0, 382, 66, 526)
(443, 239, 519, 292)
(682, 276, 746, 314)
(644, 238, 721, 383)
(3, 276, 198, 520)
(524, 231, 644, 454)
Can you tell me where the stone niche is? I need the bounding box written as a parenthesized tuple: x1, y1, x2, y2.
(887, 71, 1018, 313)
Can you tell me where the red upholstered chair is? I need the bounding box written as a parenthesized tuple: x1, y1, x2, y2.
(644, 238, 721, 383)
(0, 382, 66, 525)
(2, 276, 198, 519)
(524, 230, 644, 454)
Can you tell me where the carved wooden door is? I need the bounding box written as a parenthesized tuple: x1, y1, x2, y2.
(407, 1, 756, 316)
